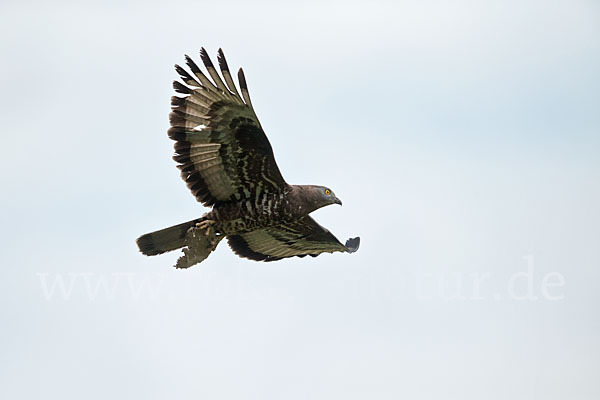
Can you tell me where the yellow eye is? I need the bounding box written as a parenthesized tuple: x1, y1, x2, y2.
(325, 189, 331, 195)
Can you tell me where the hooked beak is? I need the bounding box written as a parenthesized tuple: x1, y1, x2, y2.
(334, 197, 342, 206)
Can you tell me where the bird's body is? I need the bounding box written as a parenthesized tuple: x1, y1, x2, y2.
(208, 189, 295, 235)
(208, 185, 339, 235)
(136, 48, 359, 268)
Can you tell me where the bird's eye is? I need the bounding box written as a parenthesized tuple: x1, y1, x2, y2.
(325, 189, 331, 195)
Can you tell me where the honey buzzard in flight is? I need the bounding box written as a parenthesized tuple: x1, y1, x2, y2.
(137, 48, 360, 268)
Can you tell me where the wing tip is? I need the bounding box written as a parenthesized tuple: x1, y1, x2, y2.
(173, 80, 191, 94)
(217, 48, 228, 69)
(345, 237, 360, 253)
(237, 68, 248, 89)
(184, 54, 200, 73)
(199, 47, 214, 68)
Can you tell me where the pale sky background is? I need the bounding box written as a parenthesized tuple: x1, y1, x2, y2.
(1, 0, 599, 399)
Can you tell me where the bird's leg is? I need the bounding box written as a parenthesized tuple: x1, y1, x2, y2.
(195, 220, 222, 249)
(195, 219, 216, 238)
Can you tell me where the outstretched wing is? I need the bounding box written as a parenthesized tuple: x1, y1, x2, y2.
(169, 48, 287, 206)
(227, 216, 360, 261)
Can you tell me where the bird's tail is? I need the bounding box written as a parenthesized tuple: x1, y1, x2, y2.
(136, 217, 222, 269)
(136, 218, 202, 256)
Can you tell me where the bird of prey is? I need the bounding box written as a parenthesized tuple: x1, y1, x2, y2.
(136, 48, 360, 268)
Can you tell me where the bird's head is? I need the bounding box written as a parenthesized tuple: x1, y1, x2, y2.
(290, 184, 343, 214)
(311, 185, 342, 209)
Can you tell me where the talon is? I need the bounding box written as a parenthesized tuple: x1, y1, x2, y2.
(195, 219, 215, 230)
